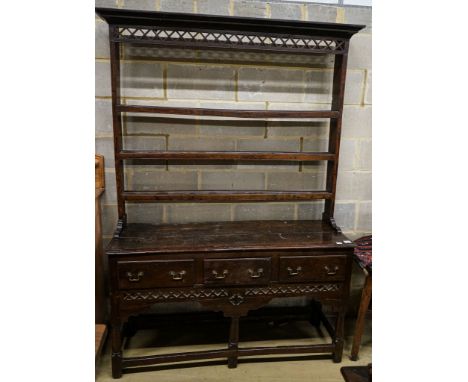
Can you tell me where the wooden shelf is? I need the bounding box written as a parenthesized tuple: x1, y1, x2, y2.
(117, 104, 340, 119)
(118, 150, 335, 161)
(94, 6, 365, 221)
(123, 190, 332, 202)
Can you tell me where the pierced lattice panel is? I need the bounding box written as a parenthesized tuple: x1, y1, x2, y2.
(114, 26, 347, 54)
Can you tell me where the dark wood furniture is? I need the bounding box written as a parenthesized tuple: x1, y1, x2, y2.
(95, 324, 107, 363)
(341, 364, 372, 382)
(95, 155, 107, 362)
(350, 236, 372, 361)
(95, 7, 364, 378)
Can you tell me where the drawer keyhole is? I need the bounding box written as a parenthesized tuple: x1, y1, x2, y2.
(212, 269, 229, 279)
(324, 265, 339, 275)
(169, 270, 186, 281)
(287, 266, 302, 276)
(248, 268, 264, 279)
(126, 271, 144, 282)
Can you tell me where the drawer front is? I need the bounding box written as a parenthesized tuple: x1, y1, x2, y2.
(204, 258, 271, 286)
(117, 260, 195, 289)
(279, 255, 347, 283)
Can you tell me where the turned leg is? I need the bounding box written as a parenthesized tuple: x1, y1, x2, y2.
(111, 322, 123, 378)
(332, 306, 346, 363)
(350, 274, 372, 361)
(228, 316, 240, 368)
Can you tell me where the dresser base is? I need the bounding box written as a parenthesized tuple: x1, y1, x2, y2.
(107, 220, 354, 378)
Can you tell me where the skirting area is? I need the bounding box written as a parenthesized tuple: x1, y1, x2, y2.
(96, 317, 372, 382)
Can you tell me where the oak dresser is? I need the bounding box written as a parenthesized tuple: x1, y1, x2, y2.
(95, 7, 364, 378)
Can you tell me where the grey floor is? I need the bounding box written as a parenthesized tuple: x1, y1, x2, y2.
(96, 316, 371, 382)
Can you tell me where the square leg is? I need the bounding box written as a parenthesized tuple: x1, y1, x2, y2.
(227, 317, 240, 368)
(332, 307, 346, 363)
(111, 323, 123, 378)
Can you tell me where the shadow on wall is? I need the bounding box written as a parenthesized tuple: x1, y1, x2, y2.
(122, 45, 335, 68)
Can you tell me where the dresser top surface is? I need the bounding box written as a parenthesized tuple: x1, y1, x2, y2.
(107, 220, 354, 255)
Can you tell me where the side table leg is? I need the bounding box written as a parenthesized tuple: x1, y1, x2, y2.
(228, 316, 240, 368)
(350, 274, 372, 361)
(111, 322, 123, 378)
(333, 306, 346, 363)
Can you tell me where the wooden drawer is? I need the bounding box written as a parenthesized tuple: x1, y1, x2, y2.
(117, 259, 195, 289)
(204, 258, 271, 286)
(279, 255, 347, 283)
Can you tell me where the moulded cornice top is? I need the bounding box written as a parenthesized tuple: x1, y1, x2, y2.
(95, 7, 365, 39)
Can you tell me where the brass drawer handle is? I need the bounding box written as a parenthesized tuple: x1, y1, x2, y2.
(324, 265, 339, 275)
(287, 266, 302, 276)
(212, 269, 229, 279)
(169, 270, 186, 281)
(126, 271, 144, 282)
(248, 268, 264, 279)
